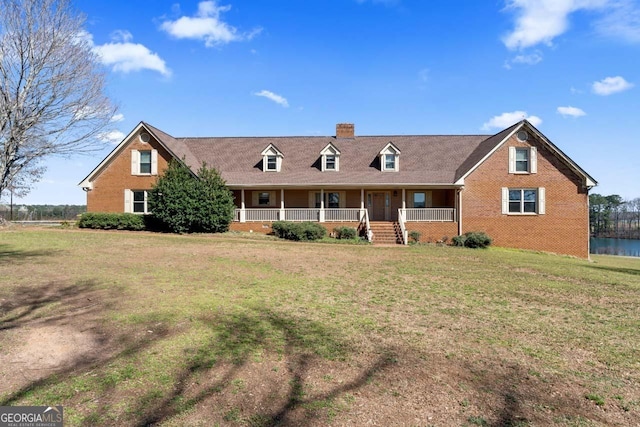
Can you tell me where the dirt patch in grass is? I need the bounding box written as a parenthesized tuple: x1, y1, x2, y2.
(0, 228, 639, 425)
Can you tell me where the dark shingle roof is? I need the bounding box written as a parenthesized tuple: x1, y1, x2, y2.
(152, 130, 501, 187)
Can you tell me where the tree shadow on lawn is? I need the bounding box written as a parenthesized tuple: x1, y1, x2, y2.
(0, 243, 60, 265)
(584, 263, 640, 277)
(128, 307, 398, 426)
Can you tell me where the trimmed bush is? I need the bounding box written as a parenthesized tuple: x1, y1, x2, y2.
(78, 213, 145, 231)
(452, 231, 492, 249)
(408, 230, 421, 244)
(147, 160, 235, 234)
(333, 226, 357, 240)
(272, 221, 326, 241)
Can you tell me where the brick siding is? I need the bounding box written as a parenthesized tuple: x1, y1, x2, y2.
(461, 133, 589, 258)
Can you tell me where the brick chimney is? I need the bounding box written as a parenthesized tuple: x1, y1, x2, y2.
(336, 123, 355, 138)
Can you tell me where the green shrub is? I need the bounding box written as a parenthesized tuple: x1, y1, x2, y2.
(147, 160, 235, 234)
(272, 221, 326, 241)
(452, 231, 492, 249)
(78, 213, 145, 231)
(408, 230, 421, 244)
(333, 226, 357, 240)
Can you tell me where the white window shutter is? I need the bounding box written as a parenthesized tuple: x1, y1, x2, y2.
(530, 146, 537, 173)
(151, 149, 158, 175)
(501, 187, 509, 214)
(538, 187, 546, 214)
(124, 189, 132, 213)
(131, 150, 139, 175)
(508, 147, 515, 173)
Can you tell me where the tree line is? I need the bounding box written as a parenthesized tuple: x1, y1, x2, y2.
(0, 204, 86, 221)
(590, 194, 640, 239)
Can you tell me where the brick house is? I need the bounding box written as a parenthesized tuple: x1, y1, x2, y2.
(79, 120, 596, 257)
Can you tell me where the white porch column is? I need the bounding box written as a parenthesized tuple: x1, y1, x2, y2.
(360, 188, 365, 220)
(457, 188, 463, 235)
(402, 188, 406, 211)
(280, 189, 285, 220)
(319, 189, 325, 222)
(240, 189, 246, 223)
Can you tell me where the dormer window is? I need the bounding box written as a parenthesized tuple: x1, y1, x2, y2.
(320, 143, 341, 172)
(379, 142, 400, 172)
(261, 144, 283, 172)
(266, 155, 277, 171)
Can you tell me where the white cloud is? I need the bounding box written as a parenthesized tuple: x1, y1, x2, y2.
(592, 76, 634, 95)
(98, 130, 126, 144)
(92, 31, 171, 77)
(557, 106, 587, 117)
(502, 0, 608, 49)
(481, 111, 542, 131)
(504, 51, 543, 69)
(160, 1, 262, 47)
(594, 0, 640, 43)
(254, 90, 289, 107)
(110, 113, 125, 122)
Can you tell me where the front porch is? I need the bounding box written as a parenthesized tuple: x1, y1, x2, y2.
(230, 188, 461, 244)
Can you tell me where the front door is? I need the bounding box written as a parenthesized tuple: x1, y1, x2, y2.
(368, 192, 389, 221)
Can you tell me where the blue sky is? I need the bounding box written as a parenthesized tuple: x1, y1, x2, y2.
(9, 0, 640, 204)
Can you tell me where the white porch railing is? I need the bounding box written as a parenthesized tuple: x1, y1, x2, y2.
(235, 207, 456, 223)
(324, 208, 362, 222)
(284, 208, 320, 222)
(235, 208, 364, 222)
(244, 208, 280, 222)
(404, 208, 456, 222)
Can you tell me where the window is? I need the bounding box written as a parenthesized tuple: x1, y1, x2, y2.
(320, 143, 341, 171)
(515, 148, 528, 172)
(413, 192, 426, 208)
(131, 149, 158, 175)
(261, 144, 283, 172)
(385, 154, 395, 170)
(266, 155, 277, 171)
(258, 192, 271, 205)
(502, 187, 545, 215)
(124, 189, 150, 214)
(139, 151, 152, 174)
(379, 142, 400, 172)
(325, 155, 336, 170)
(133, 190, 148, 213)
(311, 191, 345, 208)
(509, 146, 537, 174)
(252, 191, 276, 207)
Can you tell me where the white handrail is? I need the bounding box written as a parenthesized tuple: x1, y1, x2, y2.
(398, 209, 408, 245)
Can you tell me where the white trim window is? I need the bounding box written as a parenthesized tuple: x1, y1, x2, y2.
(508, 146, 537, 174)
(131, 149, 158, 175)
(309, 191, 346, 208)
(410, 191, 433, 208)
(124, 189, 150, 214)
(320, 143, 341, 171)
(261, 144, 283, 172)
(252, 191, 277, 207)
(502, 187, 545, 215)
(379, 142, 400, 172)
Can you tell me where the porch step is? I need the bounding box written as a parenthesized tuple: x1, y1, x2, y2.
(369, 221, 403, 245)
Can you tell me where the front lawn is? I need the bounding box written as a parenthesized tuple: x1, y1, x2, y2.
(0, 228, 638, 425)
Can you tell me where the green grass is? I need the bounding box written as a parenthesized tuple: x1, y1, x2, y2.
(0, 228, 639, 425)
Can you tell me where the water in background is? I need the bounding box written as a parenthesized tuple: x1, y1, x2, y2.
(590, 237, 640, 257)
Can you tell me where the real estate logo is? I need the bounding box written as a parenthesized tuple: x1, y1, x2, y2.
(0, 406, 63, 427)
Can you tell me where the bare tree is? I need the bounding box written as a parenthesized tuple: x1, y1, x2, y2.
(0, 0, 116, 195)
